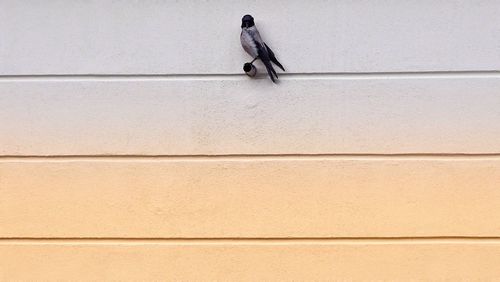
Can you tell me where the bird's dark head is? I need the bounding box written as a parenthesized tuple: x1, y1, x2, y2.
(241, 14, 255, 28)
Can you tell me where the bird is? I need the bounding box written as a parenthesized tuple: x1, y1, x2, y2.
(240, 14, 285, 83)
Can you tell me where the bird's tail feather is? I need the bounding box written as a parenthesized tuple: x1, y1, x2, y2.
(272, 59, 285, 72)
(264, 43, 285, 72)
(263, 60, 277, 83)
(258, 45, 278, 83)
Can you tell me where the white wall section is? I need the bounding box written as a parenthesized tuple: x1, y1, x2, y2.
(1, 76, 499, 155)
(1, 0, 499, 74)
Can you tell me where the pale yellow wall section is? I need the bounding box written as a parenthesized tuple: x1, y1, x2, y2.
(1, 157, 500, 238)
(2, 241, 500, 281)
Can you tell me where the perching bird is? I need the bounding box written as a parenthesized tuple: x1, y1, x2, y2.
(240, 14, 285, 83)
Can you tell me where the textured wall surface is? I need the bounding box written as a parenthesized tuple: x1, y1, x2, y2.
(1, 0, 500, 280)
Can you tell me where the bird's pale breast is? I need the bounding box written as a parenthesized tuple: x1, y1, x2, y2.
(240, 29, 259, 58)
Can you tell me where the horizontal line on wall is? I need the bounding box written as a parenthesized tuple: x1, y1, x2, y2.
(2, 237, 500, 246)
(1, 154, 500, 162)
(0, 70, 499, 81)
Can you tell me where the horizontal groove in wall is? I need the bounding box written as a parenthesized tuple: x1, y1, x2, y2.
(1, 154, 500, 161)
(3, 237, 500, 246)
(0, 70, 499, 81)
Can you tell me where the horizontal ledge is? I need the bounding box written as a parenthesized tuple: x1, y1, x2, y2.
(2, 237, 500, 246)
(0, 70, 499, 81)
(2, 154, 500, 162)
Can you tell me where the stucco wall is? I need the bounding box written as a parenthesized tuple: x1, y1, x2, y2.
(1, 0, 500, 280)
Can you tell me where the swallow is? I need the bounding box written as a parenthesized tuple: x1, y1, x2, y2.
(240, 14, 285, 83)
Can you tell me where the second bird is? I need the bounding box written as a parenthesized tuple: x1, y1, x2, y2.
(240, 15, 285, 83)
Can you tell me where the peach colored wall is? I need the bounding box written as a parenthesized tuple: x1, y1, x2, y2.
(1, 0, 500, 280)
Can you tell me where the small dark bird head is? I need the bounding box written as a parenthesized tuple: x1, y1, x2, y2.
(241, 14, 255, 28)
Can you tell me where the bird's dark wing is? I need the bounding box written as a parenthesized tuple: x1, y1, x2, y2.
(264, 43, 285, 72)
(247, 27, 279, 83)
(257, 43, 278, 83)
